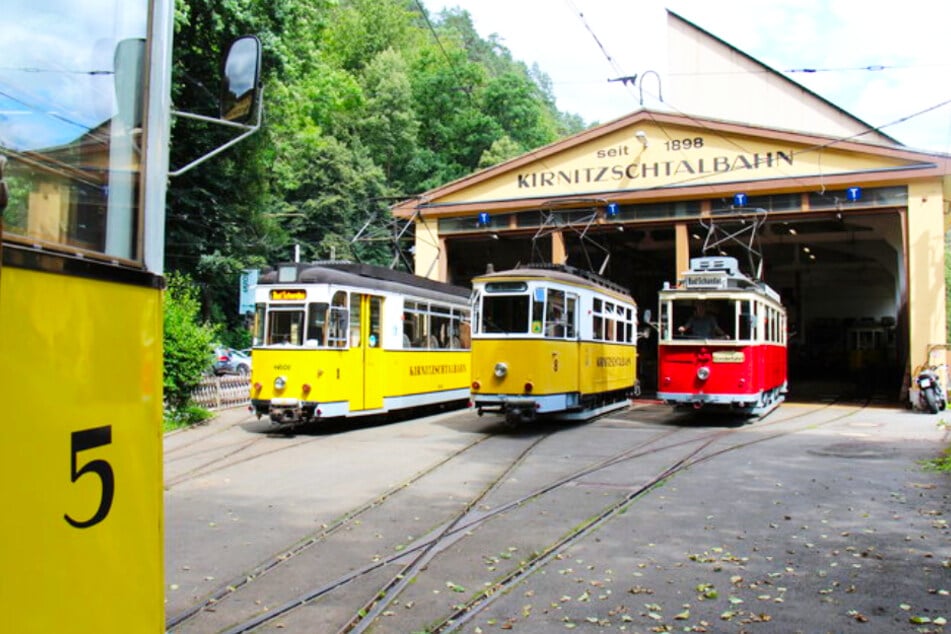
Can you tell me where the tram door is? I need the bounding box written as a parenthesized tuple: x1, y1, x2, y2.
(363, 295, 385, 410)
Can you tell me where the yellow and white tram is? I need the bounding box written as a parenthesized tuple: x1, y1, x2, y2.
(250, 262, 472, 425)
(469, 264, 639, 425)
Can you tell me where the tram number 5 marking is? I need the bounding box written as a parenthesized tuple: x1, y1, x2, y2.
(64, 425, 115, 529)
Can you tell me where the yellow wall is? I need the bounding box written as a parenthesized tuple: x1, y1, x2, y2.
(907, 180, 948, 369)
(414, 220, 442, 280)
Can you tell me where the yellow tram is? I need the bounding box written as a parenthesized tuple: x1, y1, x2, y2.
(0, 2, 261, 630)
(0, 1, 174, 630)
(470, 264, 639, 425)
(250, 262, 472, 425)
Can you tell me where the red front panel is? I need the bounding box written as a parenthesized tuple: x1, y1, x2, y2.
(658, 343, 786, 396)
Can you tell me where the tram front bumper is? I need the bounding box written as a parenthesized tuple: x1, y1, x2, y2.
(473, 396, 538, 421)
(252, 398, 311, 425)
(656, 391, 757, 410)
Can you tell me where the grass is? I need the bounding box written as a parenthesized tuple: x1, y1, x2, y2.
(921, 420, 951, 473)
(163, 403, 214, 433)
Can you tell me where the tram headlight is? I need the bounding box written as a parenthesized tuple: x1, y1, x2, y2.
(696, 366, 710, 381)
(274, 375, 287, 390)
(494, 362, 508, 378)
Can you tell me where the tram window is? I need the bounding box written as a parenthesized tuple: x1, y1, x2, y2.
(253, 304, 266, 346)
(0, 24, 146, 261)
(593, 315, 603, 340)
(327, 291, 349, 347)
(565, 295, 577, 338)
(306, 302, 330, 346)
(269, 309, 304, 345)
(405, 302, 427, 348)
(659, 301, 671, 340)
(349, 295, 362, 347)
(738, 301, 753, 341)
(457, 313, 472, 348)
(432, 309, 450, 347)
(545, 289, 566, 337)
(471, 293, 482, 336)
(448, 309, 466, 348)
(368, 297, 381, 348)
(482, 295, 530, 334)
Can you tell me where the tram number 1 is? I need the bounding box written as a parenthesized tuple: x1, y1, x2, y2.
(64, 425, 115, 529)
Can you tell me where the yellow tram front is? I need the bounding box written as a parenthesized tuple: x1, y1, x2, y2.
(470, 265, 638, 424)
(0, 1, 175, 630)
(250, 263, 471, 425)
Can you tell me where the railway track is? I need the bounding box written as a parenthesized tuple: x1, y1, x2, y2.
(167, 400, 874, 633)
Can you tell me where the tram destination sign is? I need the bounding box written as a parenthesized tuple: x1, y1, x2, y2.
(270, 289, 307, 301)
(683, 272, 727, 289)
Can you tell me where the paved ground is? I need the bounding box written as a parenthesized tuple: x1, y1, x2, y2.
(164, 402, 950, 633)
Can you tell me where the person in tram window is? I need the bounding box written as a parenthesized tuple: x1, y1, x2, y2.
(678, 301, 727, 339)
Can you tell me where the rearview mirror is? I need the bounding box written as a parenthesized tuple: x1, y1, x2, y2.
(220, 35, 262, 123)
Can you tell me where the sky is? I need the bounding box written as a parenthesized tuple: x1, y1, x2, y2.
(422, 0, 951, 154)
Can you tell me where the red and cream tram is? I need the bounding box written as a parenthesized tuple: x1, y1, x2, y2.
(656, 256, 787, 415)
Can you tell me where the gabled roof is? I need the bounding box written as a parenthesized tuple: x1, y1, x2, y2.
(665, 10, 900, 147)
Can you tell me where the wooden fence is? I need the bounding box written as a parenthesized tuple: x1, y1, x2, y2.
(191, 374, 250, 410)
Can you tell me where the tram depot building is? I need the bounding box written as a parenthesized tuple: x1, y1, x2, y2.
(392, 11, 951, 401)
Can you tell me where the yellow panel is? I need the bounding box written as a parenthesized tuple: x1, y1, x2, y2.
(0, 267, 163, 633)
(252, 347, 470, 413)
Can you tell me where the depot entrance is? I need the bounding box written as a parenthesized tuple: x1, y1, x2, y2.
(444, 209, 906, 402)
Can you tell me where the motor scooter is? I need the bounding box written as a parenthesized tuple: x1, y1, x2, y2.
(916, 365, 947, 414)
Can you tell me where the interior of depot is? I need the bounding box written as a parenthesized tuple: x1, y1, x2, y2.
(437, 192, 910, 402)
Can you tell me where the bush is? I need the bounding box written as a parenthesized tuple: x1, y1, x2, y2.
(164, 271, 218, 413)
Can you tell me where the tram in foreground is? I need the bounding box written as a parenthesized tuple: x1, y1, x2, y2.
(1, 2, 261, 630)
(656, 256, 787, 416)
(249, 262, 471, 426)
(469, 264, 639, 425)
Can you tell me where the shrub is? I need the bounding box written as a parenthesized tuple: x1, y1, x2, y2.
(164, 271, 218, 412)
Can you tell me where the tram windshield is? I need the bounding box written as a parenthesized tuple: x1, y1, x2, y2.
(665, 298, 737, 341)
(1, 1, 149, 261)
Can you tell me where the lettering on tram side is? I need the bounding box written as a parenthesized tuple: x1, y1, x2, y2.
(409, 363, 468, 377)
(516, 147, 794, 190)
(596, 356, 633, 368)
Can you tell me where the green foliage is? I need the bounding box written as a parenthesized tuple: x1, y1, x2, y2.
(163, 271, 218, 410)
(167, 0, 591, 337)
(164, 403, 214, 432)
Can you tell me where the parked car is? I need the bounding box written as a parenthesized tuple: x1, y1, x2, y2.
(211, 345, 252, 376)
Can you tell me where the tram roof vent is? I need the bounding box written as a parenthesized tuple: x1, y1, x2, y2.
(690, 256, 739, 275)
